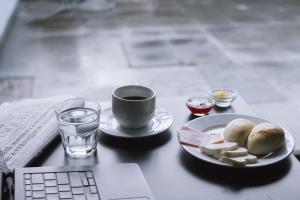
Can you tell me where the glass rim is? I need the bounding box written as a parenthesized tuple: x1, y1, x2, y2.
(208, 88, 237, 95)
(54, 98, 101, 116)
(186, 96, 215, 102)
(186, 96, 215, 106)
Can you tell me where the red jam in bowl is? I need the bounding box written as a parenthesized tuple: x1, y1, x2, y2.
(186, 97, 215, 116)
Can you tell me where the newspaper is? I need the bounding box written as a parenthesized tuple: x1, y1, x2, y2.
(0, 96, 71, 171)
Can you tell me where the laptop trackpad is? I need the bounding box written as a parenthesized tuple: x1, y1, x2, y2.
(93, 163, 154, 200)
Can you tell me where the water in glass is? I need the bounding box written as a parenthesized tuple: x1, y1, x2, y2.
(58, 107, 99, 157)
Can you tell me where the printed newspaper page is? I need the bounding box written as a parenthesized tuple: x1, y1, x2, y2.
(0, 96, 71, 169)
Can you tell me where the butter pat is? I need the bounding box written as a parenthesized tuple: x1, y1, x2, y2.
(221, 154, 257, 167)
(200, 142, 238, 156)
(220, 147, 248, 157)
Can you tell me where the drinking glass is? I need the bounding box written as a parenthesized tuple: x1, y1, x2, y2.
(209, 89, 237, 108)
(54, 98, 101, 158)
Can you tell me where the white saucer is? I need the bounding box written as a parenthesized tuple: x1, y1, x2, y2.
(99, 106, 173, 138)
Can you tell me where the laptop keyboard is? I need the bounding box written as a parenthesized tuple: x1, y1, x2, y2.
(24, 171, 100, 200)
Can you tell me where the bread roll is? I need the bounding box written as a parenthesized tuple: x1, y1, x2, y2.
(247, 123, 285, 156)
(223, 118, 255, 147)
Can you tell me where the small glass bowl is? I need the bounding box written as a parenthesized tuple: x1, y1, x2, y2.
(209, 89, 237, 108)
(186, 97, 215, 116)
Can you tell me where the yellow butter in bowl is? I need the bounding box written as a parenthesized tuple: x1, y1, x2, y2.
(209, 89, 237, 108)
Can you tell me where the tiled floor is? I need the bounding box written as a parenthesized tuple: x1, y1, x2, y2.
(1, 0, 300, 138)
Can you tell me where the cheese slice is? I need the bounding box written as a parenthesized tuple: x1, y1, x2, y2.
(220, 147, 248, 157)
(221, 154, 257, 167)
(200, 142, 238, 156)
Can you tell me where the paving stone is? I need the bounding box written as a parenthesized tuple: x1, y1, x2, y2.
(41, 0, 189, 31)
(208, 24, 300, 64)
(0, 77, 34, 103)
(77, 36, 128, 69)
(229, 0, 300, 25)
(174, 0, 236, 27)
(38, 36, 81, 70)
(176, 0, 300, 27)
(111, 0, 191, 28)
(0, 24, 40, 77)
(123, 28, 228, 68)
(122, 37, 179, 67)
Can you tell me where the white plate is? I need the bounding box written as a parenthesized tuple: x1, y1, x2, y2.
(99, 106, 173, 138)
(178, 113, 295, 168)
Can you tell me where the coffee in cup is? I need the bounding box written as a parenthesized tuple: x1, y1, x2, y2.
(112, 85, 156, 129)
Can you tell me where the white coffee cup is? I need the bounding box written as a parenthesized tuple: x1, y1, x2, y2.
(112, 85, 156, 129)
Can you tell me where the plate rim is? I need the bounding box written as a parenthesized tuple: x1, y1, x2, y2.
(178, 113, 295, 168)
(99, 106, 173, 139)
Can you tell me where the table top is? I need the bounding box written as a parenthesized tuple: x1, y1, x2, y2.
(30, 95, 300, 200)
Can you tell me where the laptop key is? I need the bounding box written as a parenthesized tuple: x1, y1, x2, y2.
(44, 173, 56, 180)
(84, 186, 99, 200)
(32, 184, 44, 191)
(32, 174, 43, 184)
(46, 194, 59, 200)
(24, 174, 31, 179)
(26, 197, 32, 200)
(90, 186, 97, 194)
(25, 179, 31, 185)
(56, 173, 69, 184)
(45, 186, 58, 194)
(72, 187, 84, 194)
(80, 172, 89, 186)
(69, 172, 82, 187)
(86, 171, 93, 179)
(58, 184, 71, 191)
(74, 194, 86, 200)
(26, 191, 32, 197)
(25, 185, 31, 191)
(88, 178, 95, 186)
(45, 180, 57, 187)
(59, 191, 72, 199)
(86, 193, 100, 200)
(32, 191, 45, 198)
